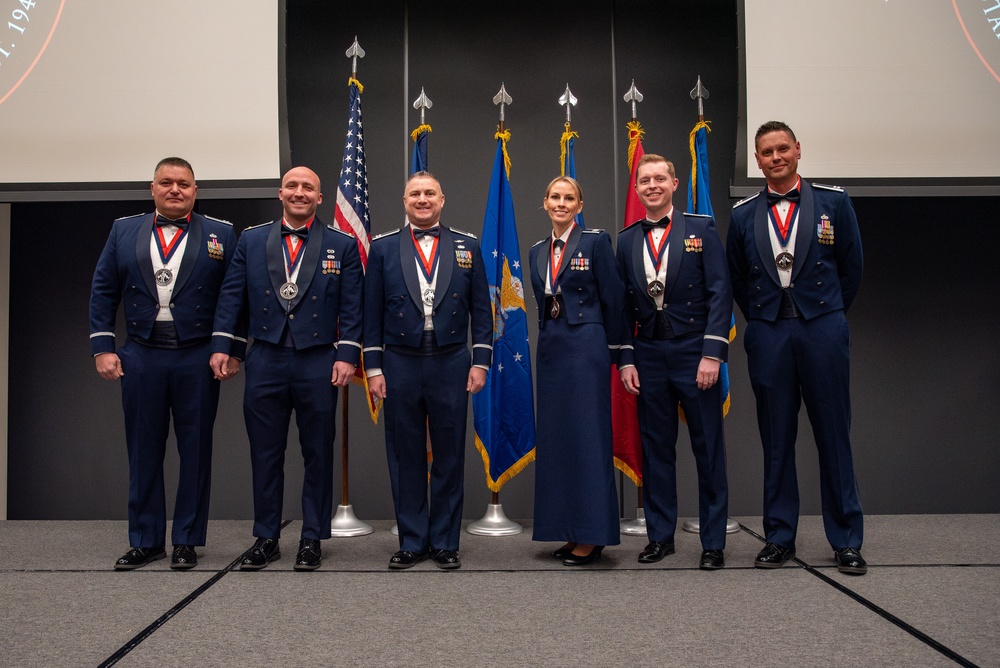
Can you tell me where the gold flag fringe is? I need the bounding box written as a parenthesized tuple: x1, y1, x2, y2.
(688, 120, 711, 210)
(475, 435, 536, 493)
(494, 129, 512, 179)
(559, 122, 579, 177)
(614, 456, 643, 487)
(348, 77, 364, 93)
(626, 120, 645, 170)
(410, 124, 432, 142)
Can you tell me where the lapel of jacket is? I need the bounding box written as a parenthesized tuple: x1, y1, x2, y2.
(266, 221, 288, 305)
(433, 226, 455, 308)
(534, 237, 550, 291)
(630, 225, 651, 304)
(663, 212, 686, 295)
(753, 192, 781, 287)
(136, 213, 158, 297)
(791, 181, 814, 282)
(172, 214, 201, 295)
(399, 224, 423, 309)
(291, 219, 324, 309)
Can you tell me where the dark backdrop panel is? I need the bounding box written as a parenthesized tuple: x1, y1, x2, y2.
(7, 1, 1000, 522)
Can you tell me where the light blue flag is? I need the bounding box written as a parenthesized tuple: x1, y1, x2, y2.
(687, 120, 734, 416)
(472, 133, 536, 491)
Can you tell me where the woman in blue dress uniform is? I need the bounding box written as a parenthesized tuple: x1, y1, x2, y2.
(529, 176, 625, 566)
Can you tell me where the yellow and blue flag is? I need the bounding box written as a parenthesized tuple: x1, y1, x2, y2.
(687, 120, 735, 416)
(559, 125, 586, 228)
(410, 124, 431, 175)
(472, 131, 536, 492)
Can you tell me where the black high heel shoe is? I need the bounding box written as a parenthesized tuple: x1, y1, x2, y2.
(563, 545, 604, 566)
(551, 543, 576, 559)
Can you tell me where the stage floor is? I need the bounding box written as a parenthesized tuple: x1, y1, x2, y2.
(1, 514, 997, 667)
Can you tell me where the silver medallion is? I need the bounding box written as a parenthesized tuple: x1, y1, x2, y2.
(154, 268, 173, 286)
(647, 280, 665, 298)
(775, 251, 794, 271)
(279, 281, 299, 300)
(550, 298, 560, 319)
(422, 288, 435, 306)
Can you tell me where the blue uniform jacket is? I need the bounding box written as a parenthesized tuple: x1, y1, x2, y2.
(363, 225, 493, 370)
(89, 212, 239, 356)
(616, 212, 732, 366)
(211, 218, 362, 364)
(727, 180, 863, 322)
(528, 226, 625, 363)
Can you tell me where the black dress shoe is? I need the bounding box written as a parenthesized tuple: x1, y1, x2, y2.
(240, 538, 280, 570)
(563, 546, 604, 566)
(294, 539, 322, 571)
(551, 543, 576, 559)
(834, 547, 868, 575)
(115, 547, 166, 570)
(699, 549, 725, 570)
(431, 549, 462, 570)
(754, 542, 795, 569)
(388, 550, 428, 570)
(637, 541, 675, 564)
(170, 545, 198, 570)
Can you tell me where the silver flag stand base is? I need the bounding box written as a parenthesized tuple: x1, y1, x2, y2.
(329, 504, 374, 537)
(620, 507, 648, 535)
(682, 517, 742, 534)
(465, 503, 523, 536)
(390, 523, 399, 536)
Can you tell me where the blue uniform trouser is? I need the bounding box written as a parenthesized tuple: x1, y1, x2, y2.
(243, 343, 337, 541)
(383, 344, 470, 553)
(119, 339, 218, 548)
(744, 310, 864, 550)
(635, 334, 729, 550)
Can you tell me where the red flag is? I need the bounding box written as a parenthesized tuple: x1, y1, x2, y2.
(612, 120, 645, 486)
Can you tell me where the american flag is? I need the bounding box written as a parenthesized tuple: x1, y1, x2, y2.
(333, 78, 380, 422)
(334, 79, 371, 265)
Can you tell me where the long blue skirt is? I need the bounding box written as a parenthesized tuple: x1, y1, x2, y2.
(532, 318, 620, 546)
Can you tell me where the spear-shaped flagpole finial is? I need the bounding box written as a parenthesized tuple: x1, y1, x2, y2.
(623, 79, 643, 121)
(493, 83, 512, 131)
(690, 75, 709, 120)
(345, 36, 365, 78)
(413, 87, 433, 126)
(558, 83, 578, 125)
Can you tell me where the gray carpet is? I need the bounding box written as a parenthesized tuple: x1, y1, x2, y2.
(1, 515, 997, 667)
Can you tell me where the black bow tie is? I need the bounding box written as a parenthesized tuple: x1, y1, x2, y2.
(641, 216, 670, 233)
(413, 226, 439, 240)
(282, 225, 309, 240)
(767, 189, 800, 206)
(156, 215, 188, 230)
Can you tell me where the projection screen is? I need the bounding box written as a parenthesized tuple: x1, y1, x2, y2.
(0, 0, 286, 199)
(735, 0, 1000, 196)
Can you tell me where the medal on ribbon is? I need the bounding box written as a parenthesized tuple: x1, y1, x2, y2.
(644, 222, 671, 298)
(412, 227, 440, 300)
(769, 197, 796, 271)
(155, 268, 174, 286)
(279, 281, 299, 301)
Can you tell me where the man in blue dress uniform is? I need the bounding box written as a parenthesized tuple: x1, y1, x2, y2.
(616, 154, 732, 570)
(727, 121, 867, 575)
(210, 166, 363, 571)
(364, 172, 492, 570)
(89, 157, 239, 570)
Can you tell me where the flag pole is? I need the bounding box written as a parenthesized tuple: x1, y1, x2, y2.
(331, 36, 373, 537)
(466, 83, 523, 537)
(616, 80, 648, 536)
(679, 75, 739, 536)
